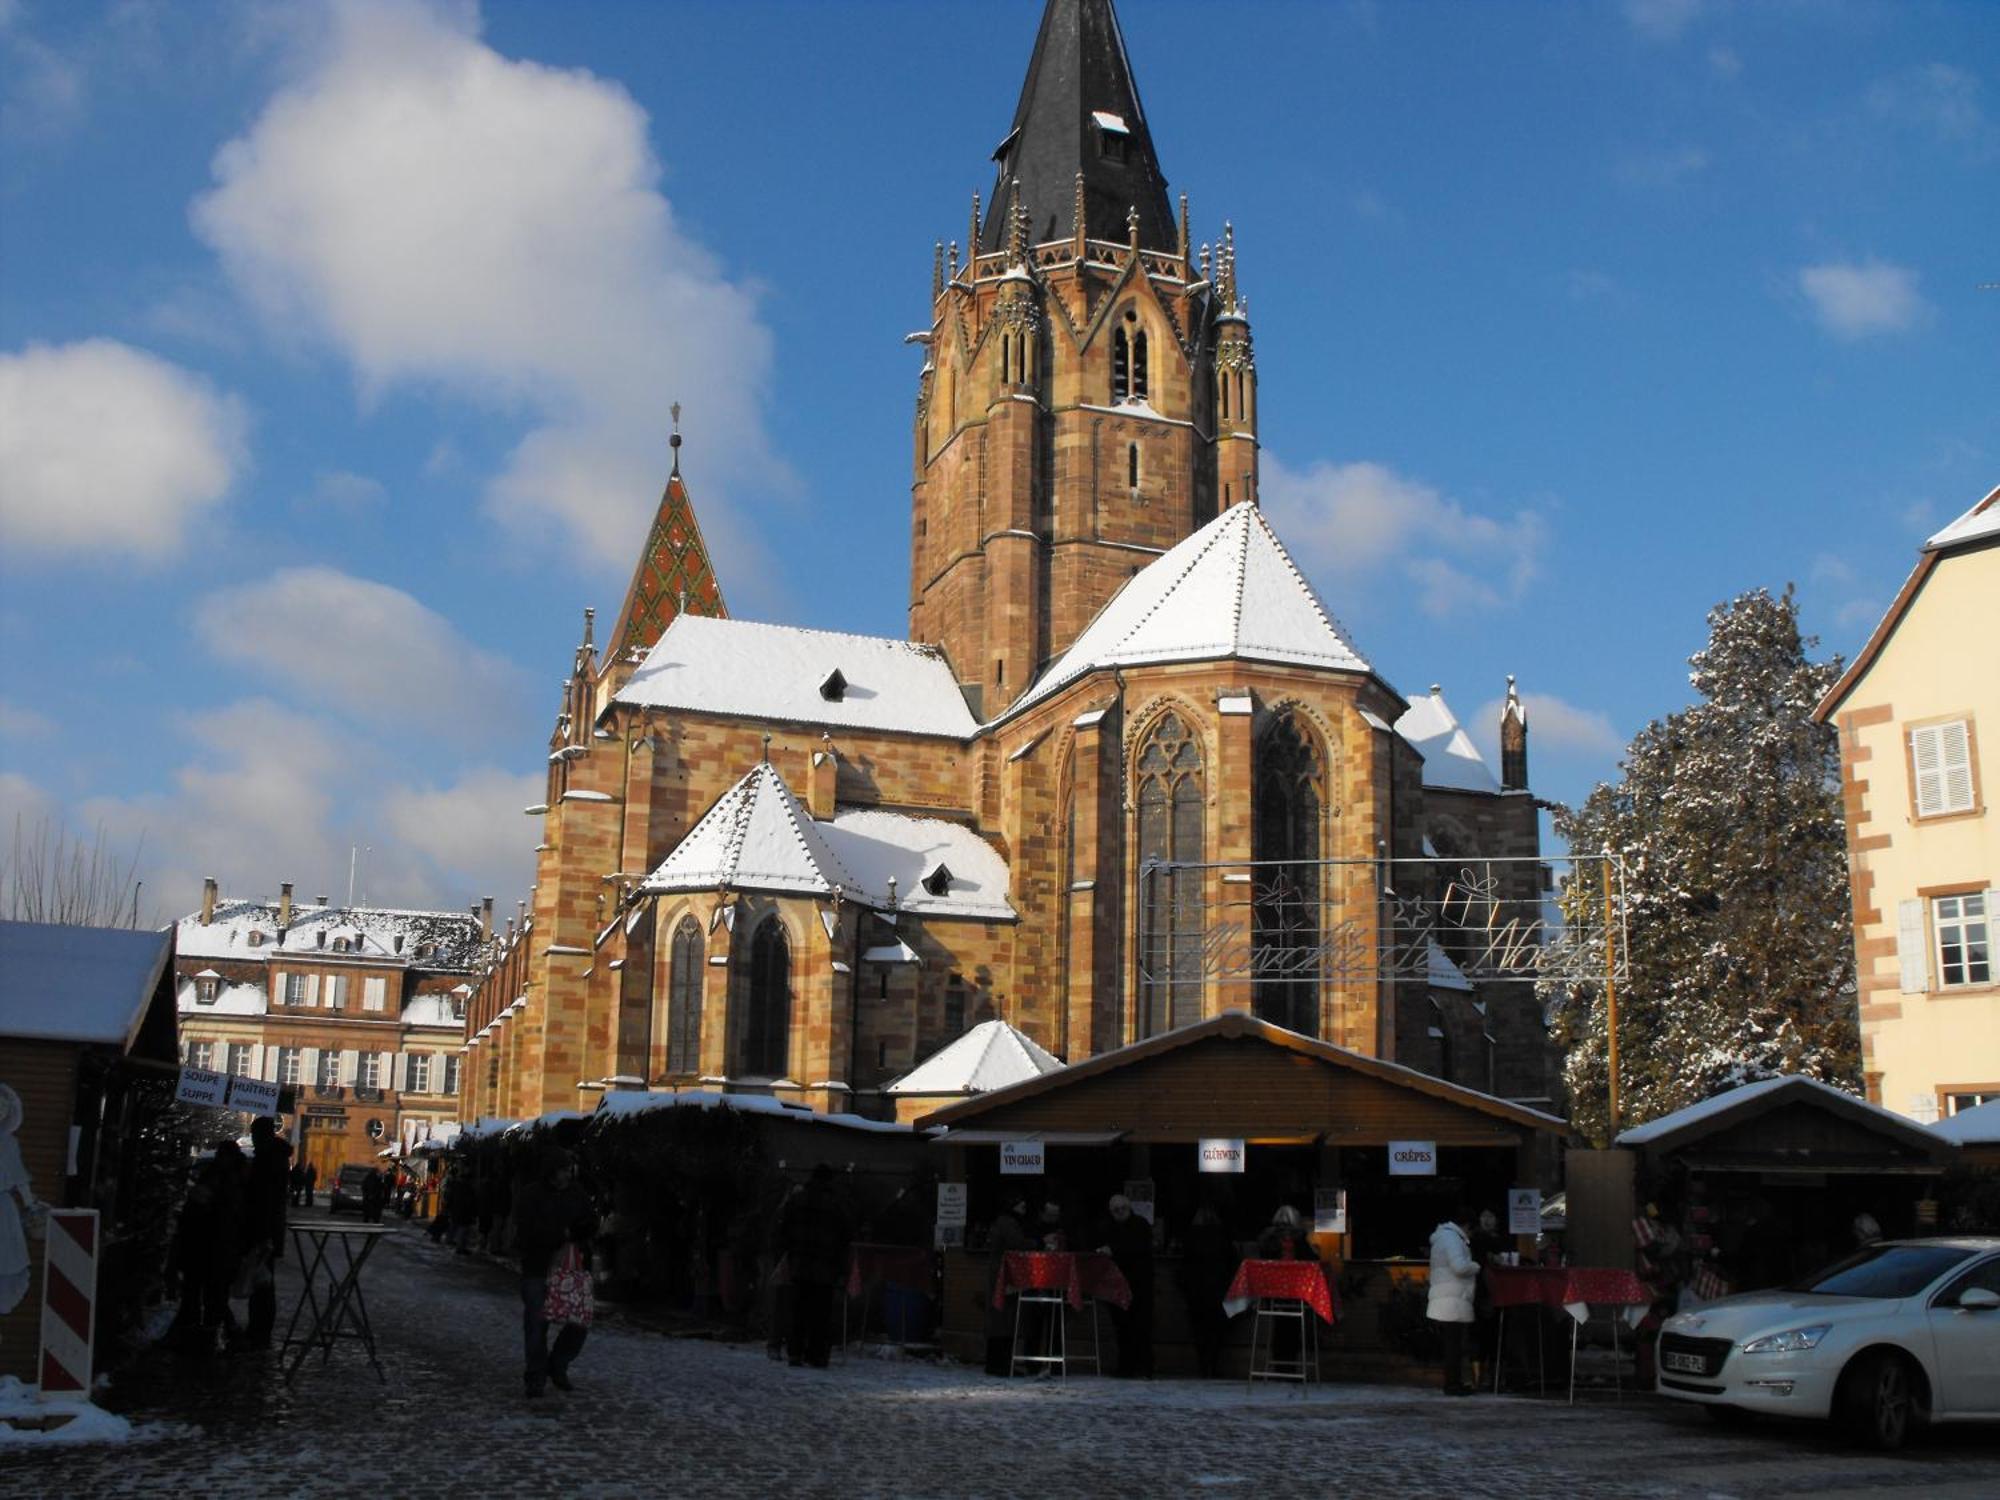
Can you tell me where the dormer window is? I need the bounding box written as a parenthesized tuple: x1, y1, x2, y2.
(1093, 110, 1129, 164)
(332, 936, 351, 953)
(195, 972, 220, 1005)
(246, 930, 264, 948)
(820, 668, 847, 703)
(921, 863, 954, 898)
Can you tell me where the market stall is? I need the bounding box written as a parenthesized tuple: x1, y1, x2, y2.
(918, 1012, 1565, 1379)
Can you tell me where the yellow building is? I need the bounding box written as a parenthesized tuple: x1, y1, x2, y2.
(1816, 485, 1999, 1123)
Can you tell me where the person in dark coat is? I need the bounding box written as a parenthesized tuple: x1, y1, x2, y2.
(361, 1168, 387, 1224)
(301, 1160, 317, 1207)
(1178, 1202, 1235, 1378)
(236, 1115, 291, 1350)
(1096, 1194, 1154, 1377)
(515, 1148, 596, 1397)
(778, 1165, 851, 1369)
(171, 1141, 246, 1353)
(983, 1195, 1032, 1376)
(288, 1162, 306, 1208)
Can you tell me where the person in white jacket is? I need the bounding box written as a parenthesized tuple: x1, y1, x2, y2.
(1427, 1207, 1479, 1395)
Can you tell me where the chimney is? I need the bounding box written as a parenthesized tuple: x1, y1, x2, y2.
(1500, 675, 1530, 792)
(808, 737, 837, 821)
(316, 894, 329, 907)
(279, 881, 294, 929)
(200, 876, 217, 925)
(393, 934, 405, 954)
(480, 897, 494, 941)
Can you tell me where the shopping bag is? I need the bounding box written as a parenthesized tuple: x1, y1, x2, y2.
(544, 1243, 595, 1328)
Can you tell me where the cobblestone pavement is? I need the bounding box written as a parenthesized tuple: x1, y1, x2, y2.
(6, 1223, 1998, 1499)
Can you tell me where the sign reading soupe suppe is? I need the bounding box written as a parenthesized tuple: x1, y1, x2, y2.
(1198, 1138, 1246, 1174)
(1388, 1140, 1437, 1176)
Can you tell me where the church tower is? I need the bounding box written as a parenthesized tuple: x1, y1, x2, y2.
(909, 0, 1259, 717)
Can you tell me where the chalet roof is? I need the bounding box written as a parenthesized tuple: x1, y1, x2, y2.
(981, 0, 1175, 254)
(1816, 482, 2000, 721)
(1933, 1098, 2000, 1146)
(0, 921, 173, 1052)
(1006, 503, 1371, 718)
(917, 1010, 1565, 1134)
(615, 615, 978, 739)
(1616, 1075, 1957, 1165)
(642, 763, 1016, 920)
(1396, 685, 1501, 794)
(888, 1019, 1065, 1097)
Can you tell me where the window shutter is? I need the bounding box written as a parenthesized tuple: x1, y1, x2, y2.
(392, 1052, 406, 1091)
(303, 1046, 319, 1083)
(1897, 899, 1928, 993)
(272, 970, 287, 1005)
(341, 1048, 358, 1085)
(1940, 722, 1974, 812)
(306, 973, 321, 1006)
(263, 1045, 279, 1082)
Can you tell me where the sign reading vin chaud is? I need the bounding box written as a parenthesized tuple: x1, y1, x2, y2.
(1387, 1140, 1437, 1176)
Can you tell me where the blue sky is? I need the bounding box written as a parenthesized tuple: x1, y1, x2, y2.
(1, 0, 1994, 920)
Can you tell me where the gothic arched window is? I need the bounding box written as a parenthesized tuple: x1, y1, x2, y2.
(1136, 711, 1204, 1037)
(1253, 711, 1322, 1037)
(1112, 326, 1131, 401)
(666, 916, 703, 1075)
(742, 917, 791, 1078)
(1132, 330, 1149, 401)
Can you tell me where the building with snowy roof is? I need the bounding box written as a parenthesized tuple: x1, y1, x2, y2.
(461, 0, 1550, 1128)
(173, 880, 489, 1179)
(1815, 483, 1999, 1127)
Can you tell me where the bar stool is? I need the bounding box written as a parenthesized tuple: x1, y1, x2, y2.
(1247, 1297, 1318, 1388)
(1010, 1286, 1069, 1378)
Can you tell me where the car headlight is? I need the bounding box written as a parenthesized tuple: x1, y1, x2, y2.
(1741, 1324, 1831, 1354)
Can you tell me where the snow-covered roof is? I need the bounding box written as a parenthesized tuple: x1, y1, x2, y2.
(592, 1087, 915, 1135)
(643, 763, 1015, 920)
(176, 977, 268, 1016)
(614, 614, 978, 739)
(174, 899, 486, 970)
(0, 921, 172, 1049)
(1617, 1074, 1953, 1156)
(1427, 941, 1474, 993)
(401, 992, 464, 1029)
(1396, 686, 1501, 794)
(1924, 486, 2000, 552)
(1933, 1098, 2000, 1145)
(887, 1019, 1064, 1096)
(1006, 503, 1371, 717)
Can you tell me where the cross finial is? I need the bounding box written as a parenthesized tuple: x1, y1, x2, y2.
(669, 401, 683, 473)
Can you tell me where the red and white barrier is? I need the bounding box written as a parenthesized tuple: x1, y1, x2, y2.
(38, 1209, 98, 1401)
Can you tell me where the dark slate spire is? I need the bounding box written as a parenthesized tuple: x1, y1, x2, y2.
(981, 0, 1174, 254)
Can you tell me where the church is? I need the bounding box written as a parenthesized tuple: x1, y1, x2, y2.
(460, 0, 1549, 1128)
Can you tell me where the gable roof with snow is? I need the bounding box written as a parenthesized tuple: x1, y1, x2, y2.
(888, 1019, 1065, 1097)
(1923, 485, 2000, 553)
(1395, 686, 1501, 794)
(177, 977, 269, 1016)
(174, 900, 486, 970)
(1616, 1074, 1958, 1164)
(615, 615, 978, 739)
(1932, 1097, 2000, 1146)
(1005, 503, 1372, 718)
(0, 921, 173, 1050)
(641, 763, 1016, 920)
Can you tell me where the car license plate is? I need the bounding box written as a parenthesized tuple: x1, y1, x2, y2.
(1662, 1352, 1708, 1374)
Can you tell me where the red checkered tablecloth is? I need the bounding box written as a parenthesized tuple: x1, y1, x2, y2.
(991, 1251, 1132, 1311)
(1485, 1265, 1651, 1322)
(1222, 1259, 1339, 1324)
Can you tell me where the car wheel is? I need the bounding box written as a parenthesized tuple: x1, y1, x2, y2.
(1841, 1351, 1917, 1452)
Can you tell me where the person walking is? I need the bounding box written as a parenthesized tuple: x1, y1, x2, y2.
(288, 1162, 305, 1209)
(778, 1165, 850, 1369)
(515, 1147, 595, 1398)
(236, 1115, 290, 1351)
(983, 1195, 1032, 1376)
(1178, 1202, 1234, 1379)
(301, 1160, 317, 1208)
(361, 1167, 387, 1225)
(1428, 1205, 1479, 1396)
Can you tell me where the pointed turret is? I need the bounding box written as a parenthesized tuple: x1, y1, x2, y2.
(980, 0, 1174, 253)
(601, 408, 728, 692)
(1500, 676, 1530, 791)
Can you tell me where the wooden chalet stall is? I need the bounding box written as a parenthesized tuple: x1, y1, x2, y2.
(1615, 1076, 1963, 1290)
(918, 1012, 1565, 1378)
(0, 921, 180, 1381)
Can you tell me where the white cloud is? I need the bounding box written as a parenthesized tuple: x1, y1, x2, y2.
(1472, 692, 1623, 760)
(1836, 597, 1885, 630)
(191, 0, 785, 578)
(1260, 458, 1546, 617)
(1809, 552, 1854, 586)
(0, 698, 55, 739)
(76, 698, 529, 916)
(382, 767, 541, 902)
(1798, 260, 1926, 339)
(1623, 0, 1703, 43)
(0, 769, 56, 841)
(1868, 62, 1987, 145)
(0, 339, 246, 559)
(192, 565, 531, 741)
(1615, 144, 1709, 188)
(0, 17, 84, 139)
(299, 469, 386, 512)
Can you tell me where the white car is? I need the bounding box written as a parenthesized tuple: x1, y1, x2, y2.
(1657, 1237, 2000, 1449)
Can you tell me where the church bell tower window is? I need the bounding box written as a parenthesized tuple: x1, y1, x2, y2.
(1136, 711, 1205, 1038)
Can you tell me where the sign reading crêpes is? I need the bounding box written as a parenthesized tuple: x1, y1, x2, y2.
(1388, 1140, 1437, 1176)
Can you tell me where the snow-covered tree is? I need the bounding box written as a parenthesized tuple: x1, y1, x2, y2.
(1544, 586, 1858, 1143)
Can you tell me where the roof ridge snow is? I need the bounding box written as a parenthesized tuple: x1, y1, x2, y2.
(1102, 503, 1245, 655)
(765, 764, 864, 895)
(1246, 504, 1366, 664)
(673, 613, 945, 656)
